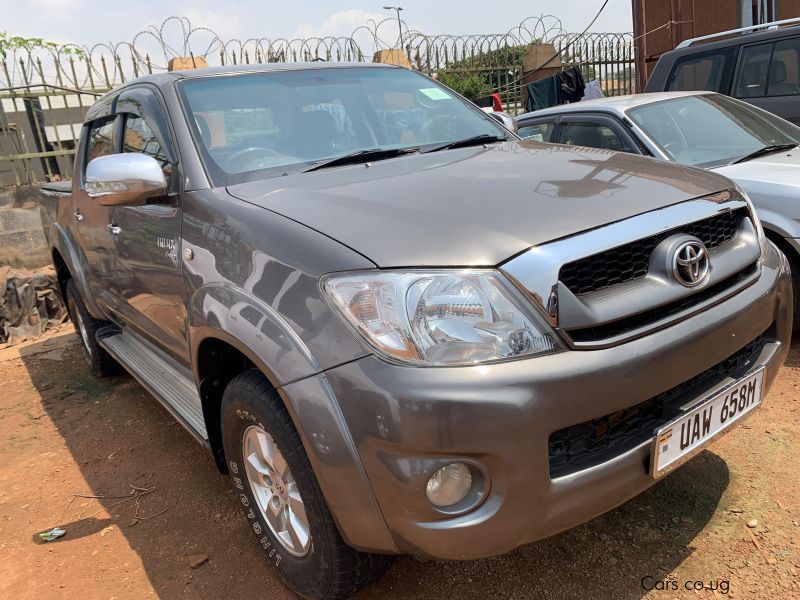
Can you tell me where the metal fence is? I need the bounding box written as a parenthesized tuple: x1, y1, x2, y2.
(0, 16, 635, 187)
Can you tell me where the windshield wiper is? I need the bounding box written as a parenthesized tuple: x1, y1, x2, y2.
(300, 147, 419, 173)
(421, 134, 508, 153)
(732, 143, 798, 164)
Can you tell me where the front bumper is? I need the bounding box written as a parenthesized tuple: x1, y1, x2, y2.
(283, 243, 793, 560)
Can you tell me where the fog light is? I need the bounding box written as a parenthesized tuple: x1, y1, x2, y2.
(426, 463, 472, 507)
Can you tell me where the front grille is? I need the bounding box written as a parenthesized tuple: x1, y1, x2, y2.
(548, 332, 768, 478)
(560, 209, 746, 296)
(567, 262, 759, 343)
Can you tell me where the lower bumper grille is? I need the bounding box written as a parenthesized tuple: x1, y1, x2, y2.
(548, 332, 768, 478)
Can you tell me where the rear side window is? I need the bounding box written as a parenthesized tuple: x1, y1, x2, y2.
(767, 38, 800, 96)
(518, 122, 554, 142)
(667, 50, 733, 92)
(734, 43, 773, 98)
(558, 122, 634, 153)
(84, 118, 117, 174)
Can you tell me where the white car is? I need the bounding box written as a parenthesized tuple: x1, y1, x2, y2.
(517, 91, 800, 328)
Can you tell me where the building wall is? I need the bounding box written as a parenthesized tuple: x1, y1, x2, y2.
(633, 0, 800, 90)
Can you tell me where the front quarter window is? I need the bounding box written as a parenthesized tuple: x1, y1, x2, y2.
(178, 67, 507, 185)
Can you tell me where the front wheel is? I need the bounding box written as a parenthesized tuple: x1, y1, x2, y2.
(772, 241, 800, 337)
(220, 369, 392, 599)
(787, 252, 800, 338)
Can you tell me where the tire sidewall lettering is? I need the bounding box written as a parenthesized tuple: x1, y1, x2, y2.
(229, 408, 292, 570)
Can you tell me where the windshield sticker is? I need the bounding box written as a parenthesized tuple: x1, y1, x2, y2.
(420, 87, 452, 100)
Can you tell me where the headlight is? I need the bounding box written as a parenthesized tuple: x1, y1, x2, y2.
(322, 270, 559, 366)
(734, 186, 769, 256)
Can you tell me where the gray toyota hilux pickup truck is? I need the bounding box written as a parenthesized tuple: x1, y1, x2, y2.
(48, 63, 793, 599)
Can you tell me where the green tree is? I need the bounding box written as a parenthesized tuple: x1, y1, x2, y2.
(435, 45, 532, 101)
(0, 32, 84, 59)
(437, 72, 493, 101)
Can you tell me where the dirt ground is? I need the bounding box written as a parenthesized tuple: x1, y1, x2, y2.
(0, 324, 798, 600)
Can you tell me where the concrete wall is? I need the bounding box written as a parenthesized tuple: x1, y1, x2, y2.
(0, 185, 59, 269)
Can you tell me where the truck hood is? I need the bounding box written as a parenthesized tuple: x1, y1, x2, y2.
(227, 141, 732, 267)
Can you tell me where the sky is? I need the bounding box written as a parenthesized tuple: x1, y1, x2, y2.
(1, 0, 633, 49)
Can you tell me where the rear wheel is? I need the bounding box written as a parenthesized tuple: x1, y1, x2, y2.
(65, 279, 118, 377)
(221, 369, 392, 599)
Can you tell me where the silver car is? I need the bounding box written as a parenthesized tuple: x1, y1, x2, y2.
(517, 91, 800, 328)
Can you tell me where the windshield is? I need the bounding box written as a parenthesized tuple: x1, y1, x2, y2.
(627, 94, 800, 168)
(179, 67, 507, 185)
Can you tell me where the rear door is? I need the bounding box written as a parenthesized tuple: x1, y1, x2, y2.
(732, 37, 800, 125)
(105, 84, 190, 365)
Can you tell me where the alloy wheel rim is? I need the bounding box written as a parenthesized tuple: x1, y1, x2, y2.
(242, 425, 311, 557)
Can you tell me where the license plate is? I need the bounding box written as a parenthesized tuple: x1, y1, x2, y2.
(651, 368, 765, 478)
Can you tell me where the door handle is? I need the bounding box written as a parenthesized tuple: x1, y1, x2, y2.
(73, 210, 83, 222)
(107, 224, 122, 236)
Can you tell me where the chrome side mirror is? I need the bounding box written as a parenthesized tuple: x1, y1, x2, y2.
(488, 112, 519, 134)
(85, 153, 167, 207)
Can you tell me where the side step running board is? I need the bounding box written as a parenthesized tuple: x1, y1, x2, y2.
(98, 330, 208, 440)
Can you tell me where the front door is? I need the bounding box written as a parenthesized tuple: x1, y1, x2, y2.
(555, 115, 640, 154)
(106, 84, 189, 366)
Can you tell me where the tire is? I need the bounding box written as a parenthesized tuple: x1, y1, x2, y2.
(65, 279, 118, 377)
(221, 369, 392, 599)
(775, 244, 800, 337)
(787, 253, 800, 338)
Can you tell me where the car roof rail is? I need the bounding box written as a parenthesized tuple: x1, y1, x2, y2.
(675, 17, 800, 49)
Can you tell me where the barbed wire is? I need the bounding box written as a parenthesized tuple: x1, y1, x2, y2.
(0, 15, 631, 90)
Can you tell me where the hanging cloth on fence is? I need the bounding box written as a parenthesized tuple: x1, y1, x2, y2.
(581, 79, 605, 100)
(525, 77, 559, 113)
(525, 67, 586, 112)
(474, 93, 504, 112)
(558, 67, 586, 103)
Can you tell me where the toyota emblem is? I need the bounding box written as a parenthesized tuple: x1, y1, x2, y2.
(672, 239, 710, 287)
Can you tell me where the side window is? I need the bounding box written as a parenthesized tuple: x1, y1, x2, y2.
(84, 118, 117, 174)
(667, 51, 731, 92)
(518, 122, 554, 142)
(123, 114, 169, 169)
(117, 86, 175, 188)
(558, 121, 634, 152)
(734, 43, 773, 98)
(767, 38, 800, 96)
